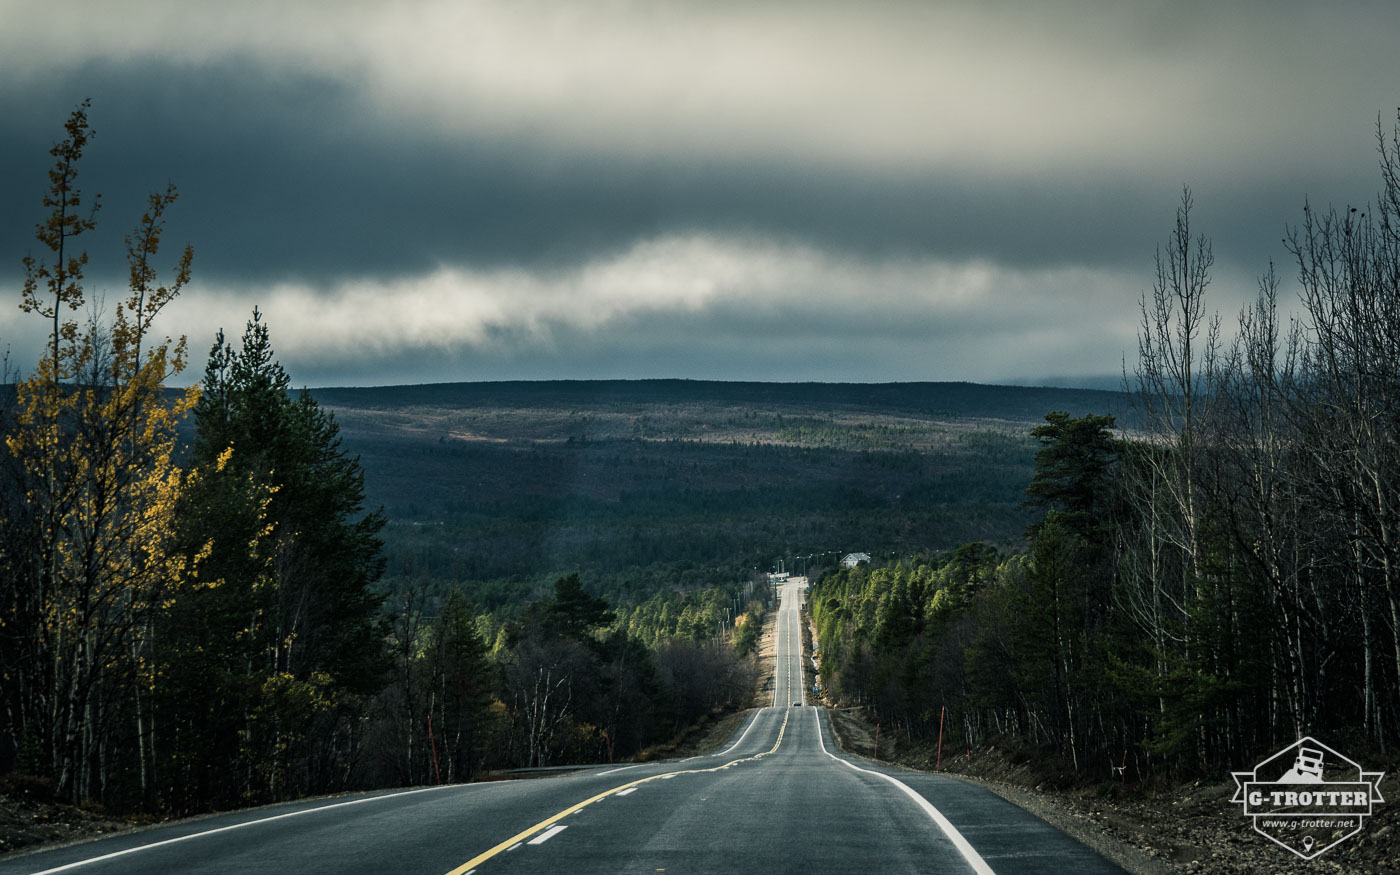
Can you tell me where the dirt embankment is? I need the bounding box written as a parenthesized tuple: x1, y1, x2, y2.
(0, 778, 141, 860)
(636, 707, 755, 762)
(825, 707, 1400, 875)
(805, 602, 823, 701)
(753, 600, 779, 708)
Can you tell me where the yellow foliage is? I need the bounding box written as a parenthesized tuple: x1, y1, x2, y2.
(4, 110, 203, 796)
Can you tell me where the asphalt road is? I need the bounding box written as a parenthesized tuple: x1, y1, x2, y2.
(2, 578, 1127, 875)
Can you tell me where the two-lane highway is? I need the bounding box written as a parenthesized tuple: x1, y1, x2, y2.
(772, 575, 807, 708)
(2, 578, 1127, 874)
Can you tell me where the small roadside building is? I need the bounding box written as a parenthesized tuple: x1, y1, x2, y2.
(841, 552, 870, 569)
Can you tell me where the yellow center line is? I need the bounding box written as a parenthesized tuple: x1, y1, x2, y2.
(442, 709, 791, 875)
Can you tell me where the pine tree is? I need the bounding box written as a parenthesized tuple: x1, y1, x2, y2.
(156, 310, 387, 805)
(426, 590, 496, 781)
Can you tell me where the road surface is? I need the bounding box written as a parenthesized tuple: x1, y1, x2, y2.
(1, 577, 1127, 875)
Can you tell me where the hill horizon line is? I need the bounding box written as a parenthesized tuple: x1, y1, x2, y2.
(304, 376, 1128, 394)
(300, 378, 1132, 428)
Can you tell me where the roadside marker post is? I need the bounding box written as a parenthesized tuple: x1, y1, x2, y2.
(428, 713, 443, 786)
(936, 706, 945, 771)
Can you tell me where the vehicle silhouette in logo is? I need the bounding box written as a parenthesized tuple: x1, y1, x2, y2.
(1277, 747, 1325, 784)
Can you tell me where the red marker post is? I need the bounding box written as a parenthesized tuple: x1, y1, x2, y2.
(936, 706, 946, 771)
(427, 713, 443, 786)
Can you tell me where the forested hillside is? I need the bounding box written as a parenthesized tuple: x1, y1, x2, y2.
(306, 380, 1126, 611)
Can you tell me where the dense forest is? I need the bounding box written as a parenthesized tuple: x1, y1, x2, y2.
(308, 378, 1125, 599)
(0, 104, 762, 813)
(308, 376, 1125, 621)
(814, 113, 1400, 780)
(371, 435, 1036, 601)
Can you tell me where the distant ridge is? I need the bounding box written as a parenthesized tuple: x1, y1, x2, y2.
(307, 379, 1131, 426)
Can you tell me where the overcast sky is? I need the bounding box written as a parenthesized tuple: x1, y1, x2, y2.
(2, 1, 1397, 387)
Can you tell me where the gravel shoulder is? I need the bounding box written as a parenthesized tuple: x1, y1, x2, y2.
(825, 706, 1400, 874)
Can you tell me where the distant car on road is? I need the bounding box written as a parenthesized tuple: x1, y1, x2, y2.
(792, 702, 803, 706)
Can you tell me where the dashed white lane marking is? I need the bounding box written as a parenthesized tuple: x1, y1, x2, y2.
(614, 787, 638, 797)
(812, 709, 995, 875)
(441, 709, 791, 875)
(527, 825, 568, 845)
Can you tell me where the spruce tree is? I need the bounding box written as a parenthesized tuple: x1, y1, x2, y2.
(158, 310, 387, 806)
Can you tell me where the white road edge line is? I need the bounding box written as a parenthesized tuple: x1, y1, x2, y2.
(526, 825, 568, 845)
(713, 708, 763, 757)
(26, 785, 463, 875)
(597, 764, 642, 775)
(812, 708, 996, 875)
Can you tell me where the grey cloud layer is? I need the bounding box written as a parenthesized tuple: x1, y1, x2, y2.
(1, 1, 1396, 384)
(1, 58, 1355, 282)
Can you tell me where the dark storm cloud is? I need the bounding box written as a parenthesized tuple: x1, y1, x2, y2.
(2, 0, 1398, 385)
(8, 58, 1117, 284)
(5, 56, 1376, 293)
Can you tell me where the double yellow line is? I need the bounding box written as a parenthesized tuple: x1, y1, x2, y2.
(444, 708, 791, 875)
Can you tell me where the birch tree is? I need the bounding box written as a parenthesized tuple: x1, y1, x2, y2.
(2, 101, 197, 804)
